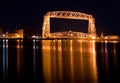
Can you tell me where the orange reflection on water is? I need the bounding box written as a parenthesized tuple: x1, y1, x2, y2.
(57, 40, 63, 83)
(42, 40, 52, 83)
(70, 40, 74, 83)
(42, 39, 98, 83)
(16, 39, 23, 78)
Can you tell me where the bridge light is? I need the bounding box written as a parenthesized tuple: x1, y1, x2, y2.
(42, 11, 96, 38)
(92, 36, 96, 39)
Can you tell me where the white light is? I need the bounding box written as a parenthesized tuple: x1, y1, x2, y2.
(92, 36, 96, 39)
(32, 35, 36, 38)
(2, 34, 5, 37)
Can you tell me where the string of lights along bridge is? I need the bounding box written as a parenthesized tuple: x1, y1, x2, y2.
(42, 11, 96, 39)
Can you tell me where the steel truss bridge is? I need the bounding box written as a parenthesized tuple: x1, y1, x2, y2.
(42, 11, 96, 38)
(51, 30, 88, 38)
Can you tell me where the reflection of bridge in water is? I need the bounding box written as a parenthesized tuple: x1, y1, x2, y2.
(42, 11, 97, 39)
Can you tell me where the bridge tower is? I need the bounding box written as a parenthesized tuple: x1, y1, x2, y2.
(88, 18, 96, 36)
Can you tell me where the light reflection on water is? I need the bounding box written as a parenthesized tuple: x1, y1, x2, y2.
(0, 39, 120, 83)
(16, 39, 23, 79)
(2, 39, 8, 80)
(42, 40, 98, 83)
(33, 39, 37, 77)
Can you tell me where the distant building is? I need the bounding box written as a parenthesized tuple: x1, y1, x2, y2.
(15, 29, 24, 38)
(99, 32, 104, 39)
(5, 29, 24, 38)
(104, 35, 119, 40)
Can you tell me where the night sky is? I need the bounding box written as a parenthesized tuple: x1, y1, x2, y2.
(0, 0, 120, 36)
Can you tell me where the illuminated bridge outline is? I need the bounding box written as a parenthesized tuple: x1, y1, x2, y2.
(42, 11, 96, 38)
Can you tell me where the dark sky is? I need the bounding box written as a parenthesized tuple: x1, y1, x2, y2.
(50, 18, 88, 33)
(0, 0, 120, 36)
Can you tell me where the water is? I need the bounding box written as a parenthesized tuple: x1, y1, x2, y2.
(0, 39, 120, 83)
